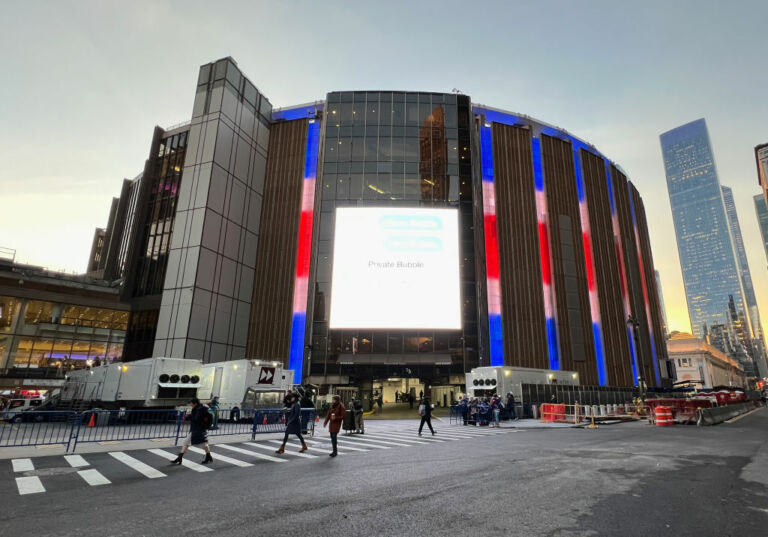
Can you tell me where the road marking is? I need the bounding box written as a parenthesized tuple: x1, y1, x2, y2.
(64, 455, 90, 468)
(338, 437, 391, 449)
(341, 435, 417, 447)
(362, 433, 431, 445)
(12, 458, 34, 472)
(245, 442, 317, 459)
(148, 449, 213, 472)
(109, 451, 166, 479)
(305, 439, 369, 452)
(217, 443, 286, 463)
(77, 469, 111, 486)
(277, 440, 344, 455)
(15, 476, 45, 495)
(726, 407, 762, 423)
(187, 446, 253, 467)
(383, 432, 446, 443)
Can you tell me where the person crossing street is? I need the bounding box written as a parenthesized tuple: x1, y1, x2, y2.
(171, 397, 213, 465)
(418, 397, 436, 436)
(275, 393, 308, 454)
(323, 395, 346, 457)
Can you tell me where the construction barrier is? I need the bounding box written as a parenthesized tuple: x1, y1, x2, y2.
(654, 406, 673, 427)
(698, 402, 758, 426)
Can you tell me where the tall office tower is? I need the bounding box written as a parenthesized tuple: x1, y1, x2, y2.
(654, 270, 669, 337)
(755, 194, 768, 265)
(660, 119, 747, 340)
(722, 186, 762, 340)
(756, 143, 768, 207)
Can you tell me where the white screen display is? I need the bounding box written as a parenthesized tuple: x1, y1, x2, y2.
(329, 207, 462, 330)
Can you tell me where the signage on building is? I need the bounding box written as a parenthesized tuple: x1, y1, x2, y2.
(258, 367, 276, 384)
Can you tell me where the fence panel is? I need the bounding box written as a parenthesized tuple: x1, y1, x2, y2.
(250, 408, 316, 439)
(71, 409, 181, 452)
(0, 411, 77, 450)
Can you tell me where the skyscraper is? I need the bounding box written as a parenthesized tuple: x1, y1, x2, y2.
(755, 194, 768, 266)
(660, 119, 746, 339)
(722, 186, 762, 340)
(756, 143, 768, 207)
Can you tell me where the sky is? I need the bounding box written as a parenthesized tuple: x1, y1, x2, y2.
(1, 0, 767, 338)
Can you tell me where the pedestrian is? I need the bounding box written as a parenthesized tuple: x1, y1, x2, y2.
(491, 397, 502, 427)
(458, 396, 469, 425)
(395, 390, 400, 403)
(419, 390, 424, 400)
(323, 395, 346, 457)
(283, 389, 294, 407)
(418, 397, 436, 436)
(376, 394, 383, 413)
(208, 396, 220, 429)
(275, 394, 308, 454)
(230, 405, 241, 422)
(171, 397, 213, 465)
(506, 392, 517, 421)
(550, 392, 558, 404)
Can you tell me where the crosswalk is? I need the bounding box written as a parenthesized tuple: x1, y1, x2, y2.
(6, 424, 518, 495)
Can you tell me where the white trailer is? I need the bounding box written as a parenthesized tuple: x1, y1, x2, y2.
(465, 366, 580, 401)
(198, 359, 293, 408)
(60, 357, 202, 408)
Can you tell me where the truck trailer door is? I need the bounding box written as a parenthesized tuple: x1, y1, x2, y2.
(211, 367, 224, 399)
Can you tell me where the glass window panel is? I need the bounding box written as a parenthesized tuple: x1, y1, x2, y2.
(337, 176, 349, 199)
(349, 174, 363, 200)
(10, 337, 33, 368)
(373, 331, 387, 352)
(337, 139, 351, 161)
(24, 301, 53, 325)
(378, 137, 391, 160)
(0, 296, 21, 332)
(340, 103, 353, 124)
(418, 335, 433, 353)
(392, 101, 405, 125)
(406, 102, 419, 125)
(366, 99, 379, 124)
(351, 137, 364, 161)
(391, 137, 405, 160)
(352, 102, 365, 124)
(364, 137, 378, 161)
(404, 336, 419, 352)
(358, 332, 372, 353)
(388, 334, 402, 353)
(324, 138, 338, 162)
(434, 332, 450, 352)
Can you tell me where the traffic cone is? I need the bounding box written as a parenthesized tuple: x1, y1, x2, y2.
(262, 415, 267, 425)
(87, 413, 96, 428)
(315, 414, 320, 423)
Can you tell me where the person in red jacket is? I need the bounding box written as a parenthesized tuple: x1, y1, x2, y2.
(323, 395, 346, 457)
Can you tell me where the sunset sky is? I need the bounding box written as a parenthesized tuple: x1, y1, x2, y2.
(1, 0, 767, 338)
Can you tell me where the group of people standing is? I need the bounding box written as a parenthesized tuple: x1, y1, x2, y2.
(457, 392, 517, 427)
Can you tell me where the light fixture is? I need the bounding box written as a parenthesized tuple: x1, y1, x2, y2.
(504, 370, 511, 377)
(547, 373, 554, 380)
(233, 364, 238, 370)
(121, 365, 128, 372)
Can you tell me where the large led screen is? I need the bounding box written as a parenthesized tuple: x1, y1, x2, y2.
(329, 207, 462, 330)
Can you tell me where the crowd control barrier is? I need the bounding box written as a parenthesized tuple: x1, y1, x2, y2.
(0, 406, 317, 452)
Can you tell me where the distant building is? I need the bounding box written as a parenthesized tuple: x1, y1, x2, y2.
(661, 120, 748, 341)
(756, 143, 768, 207)
(755, 194, 768, 266)
(667, 331, 746, 389)
(86, 227, 106, 275)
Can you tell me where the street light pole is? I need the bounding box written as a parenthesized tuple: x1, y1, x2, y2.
(627, 316, 646, 403)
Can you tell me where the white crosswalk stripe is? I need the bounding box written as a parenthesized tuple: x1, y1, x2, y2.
(337, 435, 412, 448)
(305, 438, 369, 452)
(333, 437, 391, 449)
(278, 440, 344, 455)
(148, 448, 213, 472)
(12, 458, 34, 472)
(188, 446, 253, 467)
(216, 443, 286, 463)
(361, 433, 431, 445)
(109, 451, 166, 479)
(64, 455, 90, 468)
(245, 442, 317, 459)
(383, 432, 446, 443)
(77, 468, 111, 486)
(16, 476, 45, 495)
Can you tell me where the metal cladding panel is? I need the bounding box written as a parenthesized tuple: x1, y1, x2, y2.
(490, 123, 548, 369)
(581, 150, 633, 387)
(613, 169, 657, 387)
(540, 134, 598, 386)
(630, 184, 667, 384)
(247, 119, 309, 364)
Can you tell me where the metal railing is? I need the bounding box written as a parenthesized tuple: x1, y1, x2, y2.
(0, 407, 317, 452)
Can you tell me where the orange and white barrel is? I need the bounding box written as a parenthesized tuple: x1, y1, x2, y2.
(655, 406, 673, 427)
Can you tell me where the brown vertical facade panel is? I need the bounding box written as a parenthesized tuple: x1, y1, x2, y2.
(581, 151, 632, 387)
(491, 124, 548, 369)
(246, 119, 308, 364)
(541, 135, 597, 385)
(613, 167, 655, 387)
(631, 184, 669, 383)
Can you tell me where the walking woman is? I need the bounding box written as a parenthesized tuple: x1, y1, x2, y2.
(171, 397, 213, 465)
(275, 393, 308, 454)
(323, 395, 346, 457)
(418, 397, 436, 436)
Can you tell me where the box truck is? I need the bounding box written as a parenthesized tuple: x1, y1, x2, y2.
(198, 359, 293, 409)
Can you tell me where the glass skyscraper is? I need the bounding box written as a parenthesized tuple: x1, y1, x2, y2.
(755, 194, 768, 266)
(660, 119, 746, 339)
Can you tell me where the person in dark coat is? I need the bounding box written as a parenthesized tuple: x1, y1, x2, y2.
(323, 395, 346, 457)
(418, 397, 436, 436)
(506, 392, 517, 420)
(275, 394, 308, 454)
(171, 397, 212, 464)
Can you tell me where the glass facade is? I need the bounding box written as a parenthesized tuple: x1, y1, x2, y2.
(309, 91, 478, 382)
(661, 119, 746, 339)
(755, 194, 768, 265)
(722, 186, 762, 340)
(0, 295, 127, 377)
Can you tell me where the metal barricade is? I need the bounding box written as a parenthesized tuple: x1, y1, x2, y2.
(198, 408, 255, 438)
(0, 411, 78, 450)
(250, 408, 316, 440)
(71, 409, 182, 452)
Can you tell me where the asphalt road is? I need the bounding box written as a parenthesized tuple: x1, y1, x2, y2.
(2, 410, 767, 537)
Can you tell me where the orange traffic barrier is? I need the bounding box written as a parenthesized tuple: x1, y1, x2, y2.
(655, 406, 673, 427)
(87, 412, 96, 428)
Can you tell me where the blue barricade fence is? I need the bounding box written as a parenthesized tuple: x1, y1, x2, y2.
(0, 406, 317, 452)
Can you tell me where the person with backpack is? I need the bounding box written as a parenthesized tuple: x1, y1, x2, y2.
(275, 393, 308, 454)
(323, 395, 346, 457)
(171, 397, 213, 465)
(418, 397, 435, 436)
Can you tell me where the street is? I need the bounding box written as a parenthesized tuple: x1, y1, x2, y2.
(2, 410, 767, 537)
